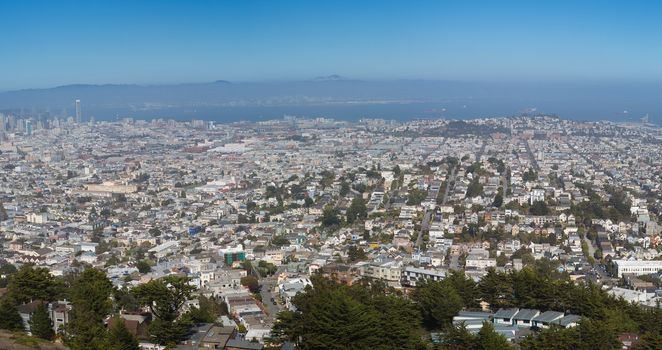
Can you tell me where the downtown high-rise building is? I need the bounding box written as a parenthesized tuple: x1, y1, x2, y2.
(75, 99, 82, 123)
(25, 120, 33, 136)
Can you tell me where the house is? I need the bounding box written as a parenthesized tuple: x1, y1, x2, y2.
(16, 301, 43, 334)
(552, 314, 581, 328)
(200, 325, 235, 349)
(493, 308, 519, 325)
(149, 241, 180, 259)
(453, 311, 493, 323)
(512, 309, 540, 327)
(225, 339, 264, 350)
(401, 266, 446, 287)
(278, 278, 313, 311)
(109, 312, 151, 339)
(532, 311, 564, 328)
(50, 301, 71, 334)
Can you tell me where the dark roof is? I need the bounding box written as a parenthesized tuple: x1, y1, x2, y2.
(532, 311, 564, 323)
(225, 339, 264, 349)
(494, 308, 519, 319)
(513, 309, 540, 321)
(281, 342, 295, 350)
(16, 300, 43, 314)
(553, 314, 581, 327)
(456, 311, 493, 319)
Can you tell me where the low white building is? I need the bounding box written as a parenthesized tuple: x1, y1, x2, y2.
(148, 241, 180, 259)
(613, 259, 662, 277)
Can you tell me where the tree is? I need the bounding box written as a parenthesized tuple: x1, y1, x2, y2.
(0, 200, 8, 221)
(272, 276, 425, 350)
(633, 332, 662, 350)
(188, 305, 215, 323)
(492, 191, 503, 208)
(441, 323, 475, 350)
(7, 265, 61, 303)
(271, 235, 291, 247)
(136, 260, 152, 274)
(347, 245, 367, 262)
(107, 319, 140, 350)
(465, 178, 484, 198)
(519, 319, 620, 350)
(66, 268, 114, 350)
(0, 263, 17, 288)
(478, 268, 513, 309)
(0, 297, 24, 331)
(148, 227, 162, 237)
(321, 205, 340, 227)
(412, 279, 463, 330)
(241, 276, 260, 293)
(522, 168, 537, 182)
(476, 321, 512, 350)
(340, 181, 351, 197)
(29, 303, 54, 340)
(133, 275, 195, 322)
(189, 295, 225, 323)
(132, 276, 197, 345)
(529, 200, 550, 215)
(346, 197, 368, 224)
(444, 270, 480, 308)
(496, 253, 509, 267)
(407, 188, 427, 205)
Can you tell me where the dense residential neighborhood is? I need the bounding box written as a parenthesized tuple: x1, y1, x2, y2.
(0, 113, 661, 349)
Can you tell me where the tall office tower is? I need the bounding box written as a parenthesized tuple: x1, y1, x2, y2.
(0, 113, 5, 132)
(25, 120, 33, 136)
(75, 99, 82, 123)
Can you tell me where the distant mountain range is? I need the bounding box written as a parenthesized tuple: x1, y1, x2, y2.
(0, 78, 660, 124)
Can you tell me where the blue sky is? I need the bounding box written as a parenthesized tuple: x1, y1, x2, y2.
(1, 0, 661, 90)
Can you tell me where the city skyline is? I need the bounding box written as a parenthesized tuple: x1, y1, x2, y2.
(1, 2, 662, 349)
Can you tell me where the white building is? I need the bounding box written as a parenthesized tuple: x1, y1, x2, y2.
(613, 259, 662, 277)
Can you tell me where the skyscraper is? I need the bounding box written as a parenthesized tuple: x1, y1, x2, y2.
(25, 120, 32, 136)
(75, 99, 82, 123)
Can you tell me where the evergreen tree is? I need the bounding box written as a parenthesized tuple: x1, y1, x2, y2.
(339, 181, 351, 197)
(272, 276, 425, 350)
(321, 205, 340, 227)
(0, 200, 8, 221)
(346, 196, 367, 224)
(633, 332, 662, 350)
(529, 200, 550, 215)
(442, 323, 475, 350)
(132, 275, 196, 345)
(29, 303, 54, 340)
(444, 270, 480, 308)
(136, 260, 151, 274)
(7, 265, 61, 303)
(475, 322, 512, 350)
(0, 297, 24, 331)
(412, 279, 463, 330)
(107, 319, 140, 350)
(492, 191, 503, 208)
(66, 268, 114, 350)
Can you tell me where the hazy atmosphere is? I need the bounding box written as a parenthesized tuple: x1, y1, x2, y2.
(2, 1, 662, 123)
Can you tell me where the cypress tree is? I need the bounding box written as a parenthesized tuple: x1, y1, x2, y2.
(107, 319, 140, 350)
(66, 268, 114, 350)
(29, 303, 54, 340)
(0, 297, 24, 331)
(476, 322, 512, 350)
(0, 200, 7, 221)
